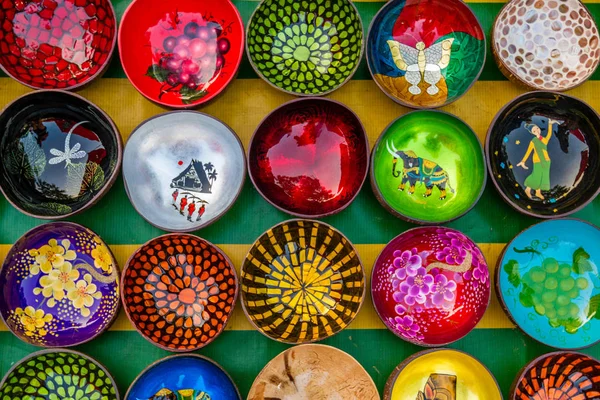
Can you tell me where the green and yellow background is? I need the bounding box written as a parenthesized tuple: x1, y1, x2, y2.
(2, 0, 600, 398)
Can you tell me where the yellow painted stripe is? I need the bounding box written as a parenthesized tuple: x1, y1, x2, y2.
(0, 243, 513, 332)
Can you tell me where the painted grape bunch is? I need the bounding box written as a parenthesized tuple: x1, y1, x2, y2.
(248, 0, 363, 95)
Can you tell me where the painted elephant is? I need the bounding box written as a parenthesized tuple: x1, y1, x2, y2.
(386, 141, 455, 200)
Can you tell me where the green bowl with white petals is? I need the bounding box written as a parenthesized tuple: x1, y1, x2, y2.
(247, 0, 364, 96)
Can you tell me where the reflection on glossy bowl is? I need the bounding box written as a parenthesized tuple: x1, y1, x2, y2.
(122, 233, 238, 352)
(241, 219, 365, 344)
(119, 0, 244, 108)
(0, 90, 122, 219)
(249, 98, 369, 218)
(496, 219, 600, 350)
(122, 111, 245, 232)
(0, 222, 120, 347)
(0, 0, 117, 90)
(486, 91, 600, 218)
(370, 110, 486, 224)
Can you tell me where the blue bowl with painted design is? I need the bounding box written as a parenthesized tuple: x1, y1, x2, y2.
(496, 219, 600, 350)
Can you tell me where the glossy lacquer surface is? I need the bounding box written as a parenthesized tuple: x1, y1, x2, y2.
(372, 227, 490, 346)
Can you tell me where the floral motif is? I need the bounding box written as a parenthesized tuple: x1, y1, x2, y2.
(399, 266, 434, 306)
(67, 274, 101, 317)
(35, 262, 80, 307)
(91, 243, 113, 273)
(15, 306, 53, 337)
(438, 229, 474, 251)
(427, 274, 458, 309)
(28, 238, 76, 275)
(436, 244, 467, 265)
(390, 315, 423, 340)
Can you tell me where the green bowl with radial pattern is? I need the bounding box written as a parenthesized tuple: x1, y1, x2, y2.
(247, 0, 364, 96)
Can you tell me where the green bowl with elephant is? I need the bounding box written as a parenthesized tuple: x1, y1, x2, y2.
(370, 110, 486, 224)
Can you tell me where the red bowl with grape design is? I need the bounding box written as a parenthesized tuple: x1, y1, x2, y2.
(0, 0, 117, 90)
(118, 0, 244, 108)
(371, 227, 490, 346)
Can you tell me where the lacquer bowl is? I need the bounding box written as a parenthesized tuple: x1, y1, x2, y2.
(384, 349, 502, 400)
(249, 98, 369, 218)
(122, 234, 238, 352)
(486, 92, 600, 218)
(510, 352, 600, 399)
(241, 220, 365, 344)
(372, 227, 490, 346)
(492, 0, 600, 91)
(370, 110, 486, 224)
(125, 354, 241, 400)
(247, 0, 363, 96)
(0, 90, 122, 219)
(0, 0, 117, 90)
(0, 349, 120, 400)
(122, 111, 245, 232)
(119, 0, 244, 108)
(496, 219, 600, 350)
(0, 222, 119, 347)
(367, 0, 486, 109)
(248, 344, 379, 399)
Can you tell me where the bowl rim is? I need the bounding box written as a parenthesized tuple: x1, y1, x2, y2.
(122, 109, 246, 233)
(365, 0, 487, 110)
(120, 232, 239, 353)
(239, 218, 367, 344)
(494, 217, 600, 350)
(0, 0, 118, 91)
(248, 343, 379, 398)
(382, 348, 503, 400)
(490, 0, 600, 92)
(0, 221, 121, 348)
(124, 352, 241, 400)
(245, 0, 365, 97)
(369, 108, 487, 225)
(508, 350, 600, 399)
(118, 0, 245, 109)
(0, 89, 123, 220)
(485, 90, 600, 219)
(0, 348, 121, 399)
(247, 96, 370, 218)
(370, 225, 492, 347)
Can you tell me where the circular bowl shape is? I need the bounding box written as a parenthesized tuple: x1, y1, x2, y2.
(241, 219, 365, 344)
(371, 110, 486, 224)
(0, 90, 122, 219)
(122, 234, 238, 352)
(492, 0, 600, 91)
(383, 349, 502, 400)
(0, 222, 119, 347)
(125, 354, 240, 400)
(249, 98, 369, 218)
(497, 219, 600, 350)
(372, 227, 490, 346)
(248, 344, 379, 399)
(367, 0, 486, 109)
(486, 92, 600, 218)
(247, 0, 364, 96)
(119, 0, 244, 108)
(123, 111, 245, 232)
(0, 0, 117, 90)
(0, 349, 120, 400)
(511, 351, 600, 399)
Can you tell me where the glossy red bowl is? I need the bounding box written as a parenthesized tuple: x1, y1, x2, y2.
(119, 0, 244, 108)
(248, 98, 369, 218)
(0, 0, 117, 90)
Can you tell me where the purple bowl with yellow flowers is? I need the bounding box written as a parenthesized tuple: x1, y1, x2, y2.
(0, 222, 119, 347)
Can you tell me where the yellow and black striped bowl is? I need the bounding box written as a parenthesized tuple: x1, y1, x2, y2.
(240, 219, 366, 344)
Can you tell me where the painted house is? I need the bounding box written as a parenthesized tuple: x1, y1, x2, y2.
(170, 160, 212, 193)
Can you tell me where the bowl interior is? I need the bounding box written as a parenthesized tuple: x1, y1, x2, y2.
(372, 111, 485, 223)
(0, 222, 119, 347)
(367, 0, 485, 108)
(487, 92, 600, 217)
(122, 235, 237, 351)
(0, 91, 120, 218)
(249, 99, 369, 217)
(122, 112, 245, 232)
(241, 220, 365, 344)
(247, 0, 363, 96)
(119, 0, 244, 108)
(0, 0, 116, 90)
